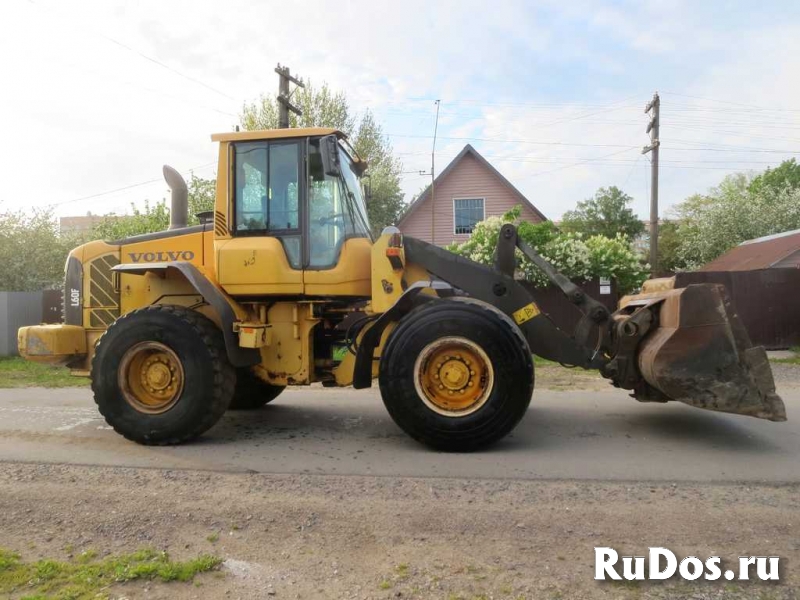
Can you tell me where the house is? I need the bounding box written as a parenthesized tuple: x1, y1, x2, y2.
(396, 144, 547, 246)
(59, 213, 107, 235)
(700, 229, 800, 271)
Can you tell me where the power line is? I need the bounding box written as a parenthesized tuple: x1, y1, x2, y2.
(391, 133, 800, 154)
(389, 133, 636, 149)
(512, 146, 640, 178)
(51, 162, 216, 207)
(26, 0, 240, 104)
(663, 101, 800, 114)
(16, 47, 237, 118)
(662, 91, 800, 113)
(399, 153, 789, 166)
(388, 94, 648, 110)
(622, 155, 643, 187)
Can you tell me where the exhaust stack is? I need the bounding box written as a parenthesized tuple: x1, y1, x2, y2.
(163, 165, 188, 230)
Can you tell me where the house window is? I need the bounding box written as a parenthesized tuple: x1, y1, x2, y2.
(453, 198, 485, 234)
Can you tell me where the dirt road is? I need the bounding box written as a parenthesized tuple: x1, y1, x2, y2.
(1, 379, 799, 599)
(0, 385, 798, 482)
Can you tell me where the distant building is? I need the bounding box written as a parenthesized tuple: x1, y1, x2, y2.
(396, 145, 546, 246)
(701, 229, 800, 271)
(59, 214, 107, 235)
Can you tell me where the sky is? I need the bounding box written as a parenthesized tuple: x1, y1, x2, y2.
(1, 0, 799, 223)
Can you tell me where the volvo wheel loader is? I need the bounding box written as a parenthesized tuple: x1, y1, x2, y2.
(18, 127, 786, 451)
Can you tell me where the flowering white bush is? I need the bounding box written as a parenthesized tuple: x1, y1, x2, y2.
(585, 234, 649, 294)
(447, 206, 649, 294)
(536, 233, 591, 281)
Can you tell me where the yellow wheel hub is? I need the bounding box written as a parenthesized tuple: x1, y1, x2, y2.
(118, 341, 185, 414)
(414, 336, 494, 417)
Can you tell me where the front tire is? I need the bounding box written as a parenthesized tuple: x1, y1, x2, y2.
(91, 305, 235, 445)
(379, 300, 534, 451)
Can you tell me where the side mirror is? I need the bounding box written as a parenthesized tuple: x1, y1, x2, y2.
(352, 159, 368, 177)
(320, 135, 341, 177)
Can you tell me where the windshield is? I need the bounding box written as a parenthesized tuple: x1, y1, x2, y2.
(337, 145, 371, 237)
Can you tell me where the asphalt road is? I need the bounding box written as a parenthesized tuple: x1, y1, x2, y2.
(0, 385, 798, 483)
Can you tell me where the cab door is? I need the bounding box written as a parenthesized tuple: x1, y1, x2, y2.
(217, 140, 305, 295)
(303, 137, 372, 297)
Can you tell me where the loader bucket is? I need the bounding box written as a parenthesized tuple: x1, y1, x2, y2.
(622, 282, 786, 421)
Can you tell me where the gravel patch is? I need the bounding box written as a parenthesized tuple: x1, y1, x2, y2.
(0, 463, 797, 599)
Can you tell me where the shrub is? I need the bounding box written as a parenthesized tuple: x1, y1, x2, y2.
(447, 205, 648, 294)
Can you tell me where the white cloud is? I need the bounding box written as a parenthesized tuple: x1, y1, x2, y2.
(0, 0, 798, 225)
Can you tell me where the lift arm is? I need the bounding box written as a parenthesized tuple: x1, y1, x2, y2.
(402, 226, 614, 369)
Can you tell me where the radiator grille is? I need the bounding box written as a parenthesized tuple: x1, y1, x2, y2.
(88, 254, 119, 308)
(89, 308, 120, 328)
(87, 253, 120, 329)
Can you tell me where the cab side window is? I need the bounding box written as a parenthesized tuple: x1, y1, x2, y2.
(235, 143, 268, 231)
(233, 141, 302, 268)
(268, 143, 299, 230)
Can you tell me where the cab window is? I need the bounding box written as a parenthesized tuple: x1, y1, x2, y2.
(233, 140, 301, 267)
(307, 140, 370, 268)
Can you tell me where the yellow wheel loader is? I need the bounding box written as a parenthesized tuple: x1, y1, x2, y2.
(18, 128, 786, 451)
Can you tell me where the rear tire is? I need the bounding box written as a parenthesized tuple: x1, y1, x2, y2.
(379, 300, 534, 451)
(229, 368, 284, 410)
(91, 305, 235, 445)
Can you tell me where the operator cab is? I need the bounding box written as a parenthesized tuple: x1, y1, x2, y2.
(212, 128, 374, 297)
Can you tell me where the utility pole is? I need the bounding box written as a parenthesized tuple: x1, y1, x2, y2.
(275, 64, 304, 129)
(643, 92, 660, 276)
(431, 99, 440, 245)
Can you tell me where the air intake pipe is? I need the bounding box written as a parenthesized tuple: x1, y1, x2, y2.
(163, 165, 188, 230)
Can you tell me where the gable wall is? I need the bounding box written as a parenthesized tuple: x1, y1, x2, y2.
(398, 154, 543, 246)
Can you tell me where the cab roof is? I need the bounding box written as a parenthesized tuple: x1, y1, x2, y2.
(211, 127, 346, 143)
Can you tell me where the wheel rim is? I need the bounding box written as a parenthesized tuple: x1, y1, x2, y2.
(413, 336, 494, 417)
(118, 341, 185, 414)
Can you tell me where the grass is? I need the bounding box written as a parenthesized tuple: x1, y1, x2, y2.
(533, 355, 557, 367)
(769, 346, 800, 365)
(0, 357, 88, 388)
(0, 547, 221, 600)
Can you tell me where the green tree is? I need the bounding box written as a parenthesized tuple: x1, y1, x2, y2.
(561, 186, 645, 240)
(241, 81, 355, 133)
(0, 206, 80, 291)
(352, 111, 404, 236)
(670, 170, 800, 268)
(749, 158, 800, 194)
(92, 174, 216, 240)
(93, 200, 170, 241)
(655, 220, 685, 273)
(241, 80, 404, 235)
(187, 174, 216, 219)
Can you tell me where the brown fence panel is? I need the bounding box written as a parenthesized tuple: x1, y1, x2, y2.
(674, 269, 800, 350)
